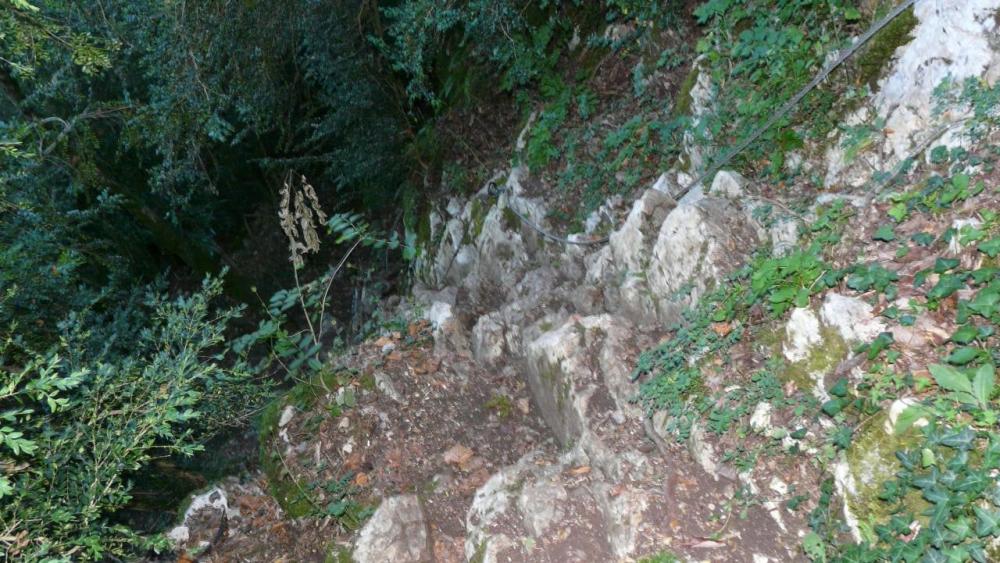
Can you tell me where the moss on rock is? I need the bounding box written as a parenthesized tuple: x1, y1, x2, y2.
(840, 410, 926, 544)
(672, 65, 700, 119)
(764, 323, 850, 395)
(856, 6, 918, 89)
(257, 369, 350, 518)
(501, 206, 521, 232)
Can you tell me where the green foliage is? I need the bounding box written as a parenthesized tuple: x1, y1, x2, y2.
(689, 0, 862, 175)
(637, 551, 681, 563)
(847, 263, 900, 299)
(635, 202, 847, 439)
(0, 276, 269, 560)
(812, 422, 1000, 562)
(485, 394, 514, 418)
(371, 0, 570, 106)
(525, 78, 576, 169)
(854, 5, 917, 88)
(806, 244, 1000, 559)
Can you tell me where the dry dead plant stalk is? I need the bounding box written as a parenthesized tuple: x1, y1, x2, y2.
(278, 172, 328, 267)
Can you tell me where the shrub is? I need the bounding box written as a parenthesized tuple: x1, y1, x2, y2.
(0, 276, 269, 560)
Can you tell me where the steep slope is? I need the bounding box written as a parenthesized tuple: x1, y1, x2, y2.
(166, 2, 1000, 562)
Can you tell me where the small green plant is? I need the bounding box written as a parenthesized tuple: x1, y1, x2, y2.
(485, 394, 514, 418)
(320, 474, 374, 530)
(637, 550, 681, 563)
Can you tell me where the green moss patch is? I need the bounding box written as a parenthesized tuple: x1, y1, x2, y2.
(671, 65, 700, 118)
(501, 206, 521, 232)
(770, 326, 850, 394)
(256, 369, 353, 517)
(856, 6, 917, 89)
(842, 411, 927, 544)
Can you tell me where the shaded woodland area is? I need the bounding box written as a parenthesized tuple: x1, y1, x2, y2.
(0, 0, 683, 558)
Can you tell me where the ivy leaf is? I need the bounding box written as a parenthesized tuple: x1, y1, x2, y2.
(969, 287, 1000, 318)
(969, 543, 989, 563)
(913, 467, 939, 489)
(821, 398, 846, 417)
(933, 258, 960, 273)
(930, 364, 973, 395)
(950, 325, 979, 344)
(887, 202, 908, 222)
(952, 173, 970, 187)
(973, 505, 1000, 537)
(947, 347, 981, 366)
(923, 548, 948, 563)
(978, 238, 1000, 258)
(971, 268, 999, 285)
(927, 274, 966, 300)
(873, 224, 896, 242)
(947, 516, 972, 541)
(829, 378, 849, 398)
(830, 425, 853, 450)
(912, 232, 935, 247)
(923, 486, 950, 505)
(866, 332, 894, 360)
(921, 447, 936, 468)
(940, 427, 976, 450)
(954, 471, 989, 494)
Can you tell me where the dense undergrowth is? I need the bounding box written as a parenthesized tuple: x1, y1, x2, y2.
(634, 77, 1000, 560)
(0, 0, 984, 559)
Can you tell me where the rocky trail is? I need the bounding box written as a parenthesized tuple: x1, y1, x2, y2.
(164, 2, 1000, 562)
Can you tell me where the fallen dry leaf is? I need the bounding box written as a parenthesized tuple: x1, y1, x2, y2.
(354, 472, 370, 487)
(711, 322, 732, 337)
(408, 321, 429, 337)
(516, 398, 530, 415)
(567, 465, 591, 476)
(443, 444, 475, 466)
(343, 451, 363, 471)
(459, 455, 485, 473)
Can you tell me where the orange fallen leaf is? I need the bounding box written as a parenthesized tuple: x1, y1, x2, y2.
(567, 465, 591, 476)
(343, 451, 363, 471)
(354, 472, 370, 487)
(711, 322, 732, 337)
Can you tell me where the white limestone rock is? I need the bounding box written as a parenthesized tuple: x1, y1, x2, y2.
(783, 308, 822, 363)
(354, 495, 432, 563)
(820, 293, 887, 344)
(517, 479, 568, 537)
(826, 0, 1000, 187)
